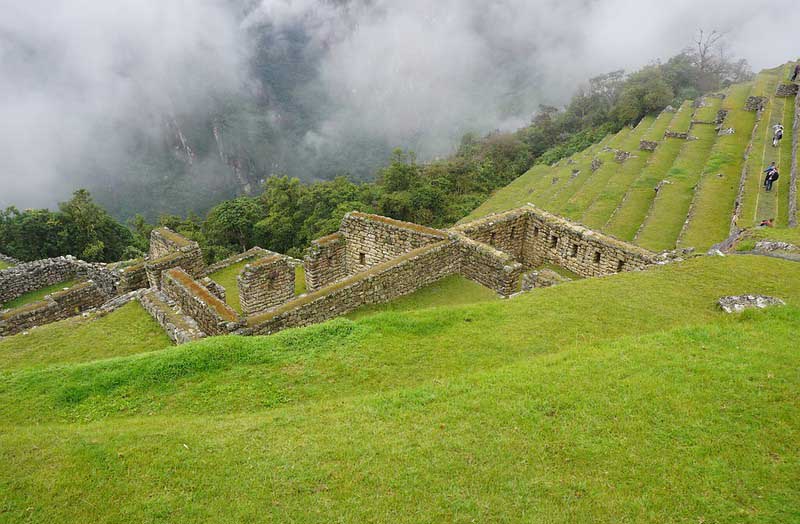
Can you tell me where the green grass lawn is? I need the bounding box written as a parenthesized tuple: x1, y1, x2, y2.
(347, 274, 500, 320)
(0, 261, 12, 270)
(776, 81, 795, 226)
(636, 100, 722, 251)
(679, 82, 757, 250)
(2, 279, 77, 310)
(1, 255, 799, 521)
(208, 259, 253, 313)
(605, 101, 695, 240)
(0, 301, 171, 371)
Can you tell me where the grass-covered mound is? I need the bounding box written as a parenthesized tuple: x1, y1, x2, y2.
(1, 255, 799, 522)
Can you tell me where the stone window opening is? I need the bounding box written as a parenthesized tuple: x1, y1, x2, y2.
(359, 253, 366, 265)
(550, 235, 558, 248)
(490, 232, 496, 245)
(594, 251, 602, 264)
(570, 244, 579, 257)
(510, 226, 516, 239)
(617, 260, 625, 272)
(533, 226, 540, 238)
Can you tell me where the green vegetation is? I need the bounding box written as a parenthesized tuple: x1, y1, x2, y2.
(208, 259, 253, 313)
(347, 275, 500, 319)
(0, 256, 799, 521)
(0, 301, 170, 371)
(295, 265, 307, 295)
(0, 260, 11, 270)
(679, 82, 756, 250)
(605, 101, 695, 239)
(735, 226, 800, 251)
(2, 279, 77, 310)
(635, 98, 722, 251)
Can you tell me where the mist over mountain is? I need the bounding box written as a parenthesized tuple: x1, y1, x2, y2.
(0, 0, 796, 219)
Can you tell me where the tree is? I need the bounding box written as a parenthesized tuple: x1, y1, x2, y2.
(204, 197, 264, 252)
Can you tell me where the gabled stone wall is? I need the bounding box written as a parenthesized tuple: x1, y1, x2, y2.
(161, 268, 242, 336)
(340, 212, 447, 274)
(303, 233, 347, 292)
(238, 255, 296, 315)
(149, 227, 195, 259)
(452, 208, 529, 260)
(145, 245, 205, 289)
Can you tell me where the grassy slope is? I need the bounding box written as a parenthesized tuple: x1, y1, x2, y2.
(1, 256, 799, 522)
(2, 280, 78, 310)
(0, 301, 171, 371)
(580, 112, 671, 228)
(347, 274, 500, 320)
(635, 97, 723, 251)
(546, 128, 633, 214)
(680, 82, 757, 250)
(776, 63, 796, 226)
(604, 101, 695, 240)
(735, 226, 800, 251)
(740, 69, 782, 227)
(561, 116, 655, 221)
(0, 261, 11, 271)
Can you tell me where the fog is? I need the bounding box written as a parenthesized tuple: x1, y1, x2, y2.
(1, 0, 797, 212)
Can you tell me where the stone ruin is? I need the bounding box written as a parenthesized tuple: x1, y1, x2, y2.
(744, 95, 768, 112)
(0, 205, 663, 343)
(775, 83, 799, 98)
(639, 140, 658, 152)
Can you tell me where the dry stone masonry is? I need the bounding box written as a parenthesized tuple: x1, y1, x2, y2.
(0, 203, 662, 342)
(775, 83, 799, 97)
(238, 255, 296, 315)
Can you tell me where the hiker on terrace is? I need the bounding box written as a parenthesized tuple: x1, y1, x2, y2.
(765, 169, 780, 192)
(764, 162, 776, 188)
(773, 124, 784, 147)
(792, 63, 800, 82)
(759, 218, 774, 227)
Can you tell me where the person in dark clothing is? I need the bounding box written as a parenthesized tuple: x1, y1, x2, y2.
(766, 169, 779, 192)
(764, 162, 776, 188)
(792, 63, 800, 82)
(773, 124, 784, 147)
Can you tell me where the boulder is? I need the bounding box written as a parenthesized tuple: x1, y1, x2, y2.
(718, 295, 785, 314)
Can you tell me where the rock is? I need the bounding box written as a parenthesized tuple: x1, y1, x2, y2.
(709, 249, 726, 257)
(718, 295, 785, 314)
(591, 158, 603, 172)
(754, 241, 800, 253)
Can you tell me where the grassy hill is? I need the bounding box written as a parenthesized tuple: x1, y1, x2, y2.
(464, 63, 797, 252)
(2, 255, 800, 522)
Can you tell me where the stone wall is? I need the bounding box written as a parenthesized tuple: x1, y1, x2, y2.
(303, 233, 347, 292)
(161, 268, 242, 336)
(0, 256, 78, 305)
(452, 208, 529, 260)
(775, 83, 799, 97)
(745, 95, 768, 112)
(203, 247, 273, 276)
(238, 255, 296, 315)
(0, 253, 19, 265)
(0, 281, 107, 336)
(145, 245, 205, 289)
(453, 205, 656, 278)
(340, 212, 447, 274)
(149, 227, 195, 259)
(455, 235, 524, 296)
(246, 241, 461, 335)
(139, 289, 206, 344)
(522, 207, 655, 275)
(116, 262, 149, 293)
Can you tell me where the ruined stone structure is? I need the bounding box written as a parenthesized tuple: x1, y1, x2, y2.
(775, 83, 799, 97)
(639, 140, 658, 152)
(0, 203, 660, 342)
(744, 95, 768, 112)
(238, 255, 296, 315)
(0, 281, 107, 336)
(161, 268, 242, 336)
(144, 228, 205, 288)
